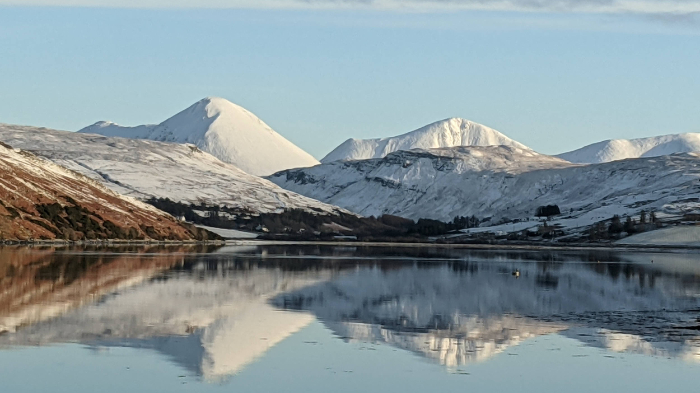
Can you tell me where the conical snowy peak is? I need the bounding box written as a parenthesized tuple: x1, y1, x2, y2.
(321, 117, 528, 163)
(79, 97, 319, 176)
(557, 133, 700, 164)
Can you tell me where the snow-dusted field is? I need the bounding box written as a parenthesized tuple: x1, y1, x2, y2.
(79, 97, 319, 176)
(0, 123, 340, 215)
(617, 225, 700, 246)
(271, 145, 700, 228)
(195, 225, 258, 239)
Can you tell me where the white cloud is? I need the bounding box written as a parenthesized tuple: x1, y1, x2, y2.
(2, 0, 700, 16)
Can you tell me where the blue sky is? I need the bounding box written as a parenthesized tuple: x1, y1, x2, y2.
(0, 3, 698, 158)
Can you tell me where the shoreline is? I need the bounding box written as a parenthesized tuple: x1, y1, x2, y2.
(2, 238, 699, 254)
(0, 239, 227, 246)
(223, 239, 700, 253)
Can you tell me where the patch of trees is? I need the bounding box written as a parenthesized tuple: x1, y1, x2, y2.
(145, 197, 478, 241)
(536, 205, 561, 218)
(620, 210, 660, 235)
(35, 200, 144, 241)
(589, 210, 661, 241)
(683, 213, 700, 222)
(31, 197, 214, 241)
(450, 215, 480, 229)
(536, 222, 564, 239)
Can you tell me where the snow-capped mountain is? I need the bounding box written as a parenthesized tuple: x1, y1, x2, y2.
(270, 145, 700, 225)
(321, 118, 528, 163)
(0, 123, 340, 215)
(558, 133, 700, 164)
(0, 141, 203, 241)
(79, 97, 319, 176)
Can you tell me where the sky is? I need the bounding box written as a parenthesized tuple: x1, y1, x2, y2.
(0, 2, 699, 159)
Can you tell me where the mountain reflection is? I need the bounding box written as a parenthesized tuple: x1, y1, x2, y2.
(0, 245, 221, 334)
(273, 261, 700, 367)
(1, 245, 699, 381)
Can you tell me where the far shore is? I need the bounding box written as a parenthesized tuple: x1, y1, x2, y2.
(222, 239, 700, 254)
(4, 238, 700, 254)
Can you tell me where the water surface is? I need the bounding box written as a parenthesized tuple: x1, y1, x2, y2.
(1, 245, 699, 392)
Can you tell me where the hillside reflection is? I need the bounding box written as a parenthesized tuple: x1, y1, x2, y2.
(1, 245, 699, 381)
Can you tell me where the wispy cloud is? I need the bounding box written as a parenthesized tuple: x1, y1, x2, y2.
(2, 0, 700, 18)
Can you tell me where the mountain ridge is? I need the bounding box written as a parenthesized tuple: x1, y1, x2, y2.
(321, 117, 528, 163)
(557, 133, 700, 164)
(270, 145, 700, 226)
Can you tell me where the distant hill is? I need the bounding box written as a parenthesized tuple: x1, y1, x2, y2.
(558, 133, 700, 164)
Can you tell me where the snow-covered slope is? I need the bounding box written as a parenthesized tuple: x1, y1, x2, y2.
(79, 97, 319, 176)
(321, 118, 528, 163)
(558, 133, 700, 164)
(0, 124, 340, 215)
(270, 145, 700, 224)
(0, 142, 202, 241)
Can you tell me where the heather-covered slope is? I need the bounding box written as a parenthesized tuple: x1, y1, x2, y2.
(0, 142, 207, 241)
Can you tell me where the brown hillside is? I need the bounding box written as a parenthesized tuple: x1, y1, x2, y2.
(0, 142, 213, 241)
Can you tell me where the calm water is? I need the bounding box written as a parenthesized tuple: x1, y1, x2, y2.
(1, 245, 699, 392)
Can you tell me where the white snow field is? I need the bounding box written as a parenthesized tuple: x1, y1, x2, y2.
(195, 225, 259, 239)
(0, 123, 341, 215)
(270, 145, 700, 226)
(617, 225, 700, 247)
(79, 97, 320, 176)
(558, 133, 700, 164)
(321, 117, 528, 163)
